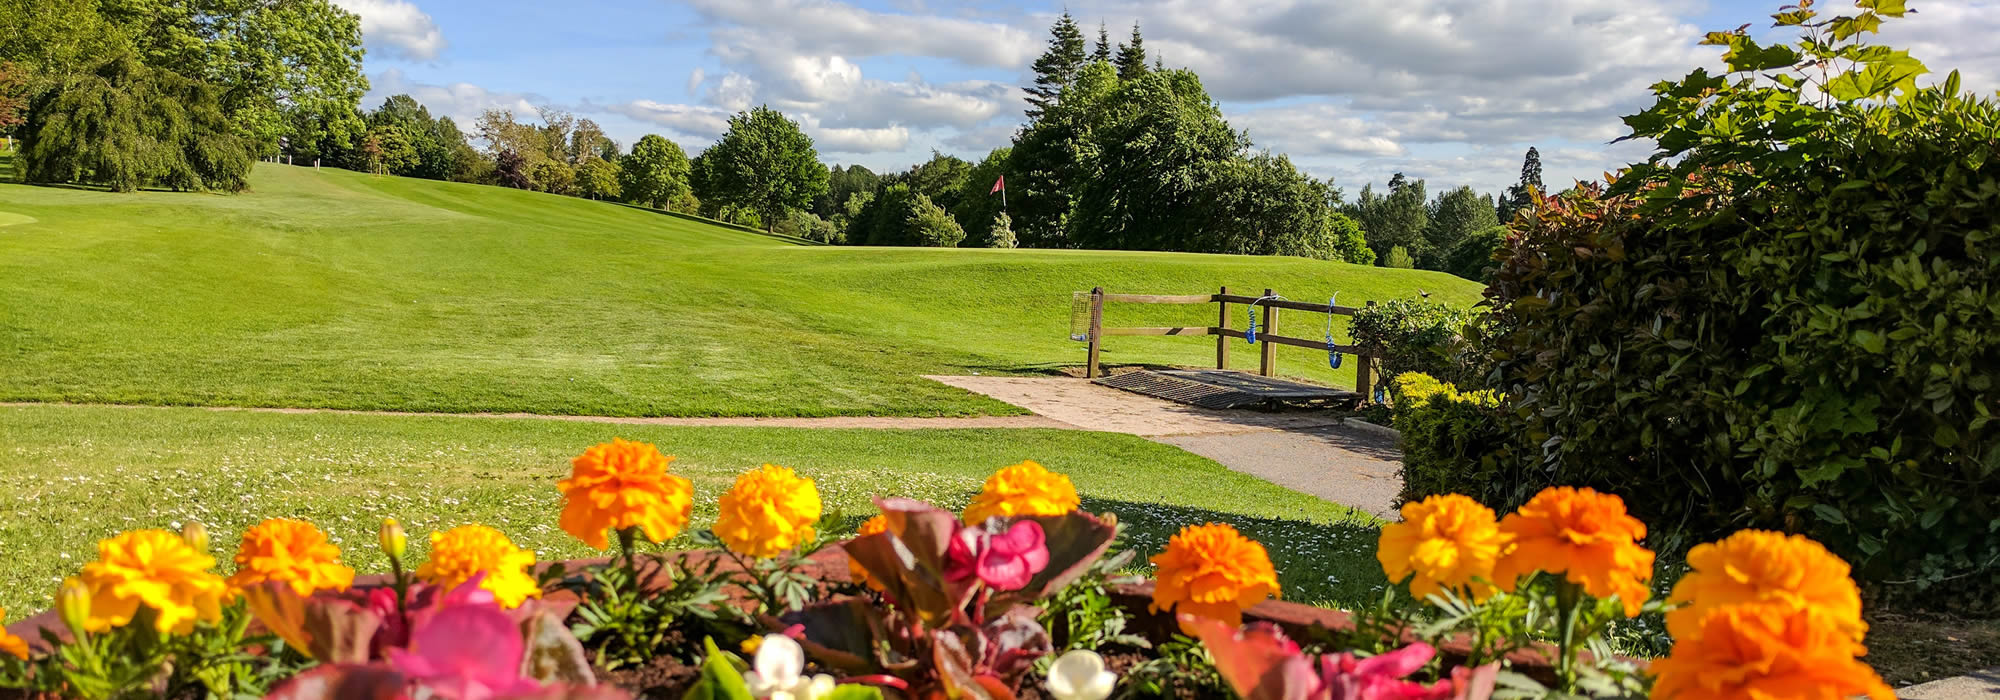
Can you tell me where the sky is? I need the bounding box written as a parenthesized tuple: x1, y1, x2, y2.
(335, 0, 2000, 196)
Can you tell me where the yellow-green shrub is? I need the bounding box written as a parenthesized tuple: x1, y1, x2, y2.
(1387, 373, 1524, 507)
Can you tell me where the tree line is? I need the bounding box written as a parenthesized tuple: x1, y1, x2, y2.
(0, 5, 1546, 279)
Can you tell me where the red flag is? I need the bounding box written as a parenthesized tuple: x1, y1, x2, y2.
(990, 175, 1005, 194)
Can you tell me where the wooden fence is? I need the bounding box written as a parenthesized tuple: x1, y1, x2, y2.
(1081, 286, 1380, 399)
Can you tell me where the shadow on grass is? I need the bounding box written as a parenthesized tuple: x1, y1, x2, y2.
(611, 201, 825, 246)
(1080, 495, 1388, 609)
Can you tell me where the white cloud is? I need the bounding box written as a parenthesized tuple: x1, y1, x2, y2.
(686, 0, 1040, 68)
(686, 67, 706, 96)
(364, 68, 539, 131)
(332, 0, 447, 61)
(808, 124, 912, 153)
(599, 100, 734, 141)
(1229, 104, 1405, 158)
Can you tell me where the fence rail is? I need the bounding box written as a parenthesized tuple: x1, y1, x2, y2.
(1079, 286, 1380, 399)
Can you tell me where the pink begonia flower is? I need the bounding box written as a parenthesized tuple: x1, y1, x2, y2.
(386, 584, 545, 700)
(1190, 616, 1492, 700)
(1321, 643, 1456, 700)
(945, 520, 1050, 591)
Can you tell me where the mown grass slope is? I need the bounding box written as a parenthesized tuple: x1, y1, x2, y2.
(0, 164, 1481, 417)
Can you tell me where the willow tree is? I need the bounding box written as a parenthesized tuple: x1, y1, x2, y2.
(20, 53, 251, 192)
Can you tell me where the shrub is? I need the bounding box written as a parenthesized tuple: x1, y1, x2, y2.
(1349, 298, 1485, 387)
(908, 193, 965, 247)
(1485, 6, 2000, 607)
(1386, 373, 1517, 508)
(1383, 245, 1414, 269)
(986, 212, 1018, 248)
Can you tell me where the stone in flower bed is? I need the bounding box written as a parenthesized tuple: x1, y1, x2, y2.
(0, 439, 1897, 700)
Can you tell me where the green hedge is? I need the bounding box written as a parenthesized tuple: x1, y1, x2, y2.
(1482, 9, 1999, 609)
(1386, 373, 1518, 508)
(1350, 299, 1486, 388)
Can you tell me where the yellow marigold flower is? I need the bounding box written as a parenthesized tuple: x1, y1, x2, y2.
(0, 608, 28, 660)
(227, 519, 356, 597)
(715, 464, 823, 558)
(962, 461, 1081, 525)
(846, 514, 891, 591)
(1149, 523, 1280, 634)
(1491, 486, 1655, 617)
(415, 525, 541, 608)
(78, 529, 229, 634)
(1650, 603, 1892, 700)
(1666, 530, 1865, 644)
(558, 438, 695, 550)
(1377, 494, 1508, 602)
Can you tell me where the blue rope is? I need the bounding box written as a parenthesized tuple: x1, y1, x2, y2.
(1245, 295, 1282, 344)
(1324, 294, 1343, 369)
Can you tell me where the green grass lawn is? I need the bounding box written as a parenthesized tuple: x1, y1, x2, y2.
(0, 164, 1480, 417)
(0, 403, 1385, 616)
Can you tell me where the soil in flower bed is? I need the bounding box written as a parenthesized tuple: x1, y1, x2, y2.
(592, 627, 702, 699)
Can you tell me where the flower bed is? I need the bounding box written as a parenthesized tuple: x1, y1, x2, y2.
(1, 439, 1896, 699)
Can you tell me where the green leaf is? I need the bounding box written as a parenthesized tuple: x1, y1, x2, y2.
(1812, 504, 1850, 526)
(682, 638, 755, 700)
(1933, 424, 1961, 447)
(1850, 329, 1886, 354)
(1831, 12, 1883, 41)
(822, 687, 887, 700)
(1859, 0, 1909, 17)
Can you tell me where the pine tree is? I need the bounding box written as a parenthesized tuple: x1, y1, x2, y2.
(1496, 146, 1544, 222)
(1092, 22, 1112, 64)
(1024, 12, 1087, 120)
(1115, 23, 1148, 81)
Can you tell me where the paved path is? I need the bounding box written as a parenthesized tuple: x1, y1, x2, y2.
(1899, 668, 2000, 699)
(926, 376, 1404, 516)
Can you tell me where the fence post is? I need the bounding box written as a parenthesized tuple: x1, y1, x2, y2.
(1086, 287, 1105, 378)
(1259, 288, 1278, 377)
(1357, 300, 1376, 401)
(1215, 286, 1230, 370)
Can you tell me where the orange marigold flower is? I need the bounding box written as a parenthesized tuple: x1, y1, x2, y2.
(78, 529, 229, 634)
(1650, 603, 1892, 700)
(715, 464, 823, 558)
(847, 514, 891, 591)
(415, 525, 541, 608)
(1492, 486, 1655, 617)
(962, 461, 1081, 525)
(0, 608, 28, 660)
(1666, 530, 1865, 644)
(1149, 523, 1281, 634)
(559, 438, 695, 550)
(1377, 494, 1508, 602)
(227, 519, 356, 597)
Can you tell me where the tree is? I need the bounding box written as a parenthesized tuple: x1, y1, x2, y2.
(0, 62, 27, 142)
(1092, 23, 1112, 64)
(1115, 23, 1149, 81)
(530, 159, 575, 195)
(1345, 173, 1430, 264)
(568, 118, 611, 165)
(1495, 147, 1543, 222)
(987, 212, 1017, 248)
(1007, 61, 1122, 247)
(908, 194, 965, 247)
(1068, 69, 1246, 252)
(494, 149, 531, 189)
(1197, 153, 1373, 263)
(905, 151, 972, 211)
(363, 123, 418, 174)
(817, 164, 880, 218)
(1023, 12, 1087, 120)
(617, 134, 691, 208)
(951, 147, 1012, 246)
(1442, 224, 1506, 282)
(1422, 185, 1499, 269)
(701, 106, 829, 231)
(20, 53, 250, 192)
(575, 157, 620, 200)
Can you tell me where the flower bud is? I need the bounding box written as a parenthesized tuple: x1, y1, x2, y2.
(57, 577, 90, 637)
(181, 521, 209, 553)
(379, 518, 408, 559)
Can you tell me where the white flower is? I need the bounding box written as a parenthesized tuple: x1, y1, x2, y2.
(1045, 649, 1117, 700)
(742, 634, 837, 700)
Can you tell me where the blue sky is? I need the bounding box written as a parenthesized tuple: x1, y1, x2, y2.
(340, 0, 2000, 196)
